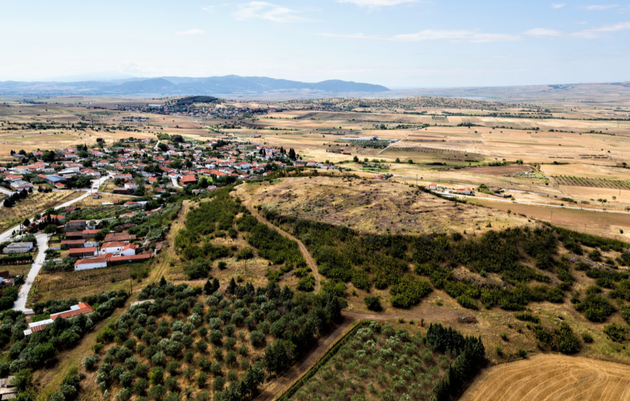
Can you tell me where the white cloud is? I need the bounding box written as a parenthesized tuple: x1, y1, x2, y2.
(572, 21, 630, 37)
(322, 21, 630, 43)
(552, 3, 565, 8)
(322, 29, 520, 43)
(583, 4, 619, 10)
(176, 29, 204, 35)
(234, 2, 302, 23)
(524, 28, 563, 37)
(337, 0, 417, 7)
(202, 6, 214, 12)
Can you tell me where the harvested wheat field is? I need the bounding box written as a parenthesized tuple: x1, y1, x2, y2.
(460, 354, 630, 401)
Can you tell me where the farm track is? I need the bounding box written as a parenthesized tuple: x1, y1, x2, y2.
(253, 315, 356, 401)
(460, 354, 630, 401)
(244, 197, 321, 292)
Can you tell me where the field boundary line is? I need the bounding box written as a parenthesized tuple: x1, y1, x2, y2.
(274, 319, 368, 401)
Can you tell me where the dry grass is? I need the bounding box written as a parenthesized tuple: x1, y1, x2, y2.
(236, 176, 530, 235)
(28, 265, 140, 306)
(0, 191, 82, 232)
(460, 354, 630, 401)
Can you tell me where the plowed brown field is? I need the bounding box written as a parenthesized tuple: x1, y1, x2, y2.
(460, 354, 630, 401)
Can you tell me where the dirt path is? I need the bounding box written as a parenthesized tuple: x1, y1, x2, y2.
(460, 353, 630, 401)
(253, 315, 356, 401)
(244, 198, 321, 292)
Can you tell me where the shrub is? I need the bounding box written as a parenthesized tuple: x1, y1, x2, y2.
(389, 278, 432, 308)
(557, 323, 580, 354)
(604, 323, 627, 343)
(582, 332, 594, 343)
(297, 275, 315, 292)
(456, 295, 478, 310)
(515, 312, 540, 324)
(364, 296, 382, 312)
(575, 294, 616, 322)
(82, 354, 99, 370)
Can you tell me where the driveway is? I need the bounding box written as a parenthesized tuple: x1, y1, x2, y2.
(12, 233, 50, 314)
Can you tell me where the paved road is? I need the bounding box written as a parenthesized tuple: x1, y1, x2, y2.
(0, 187, 14, 197)
(12, 233, 50, 314)
(0, 174, 111, 313)
(171, 176, 183, 189)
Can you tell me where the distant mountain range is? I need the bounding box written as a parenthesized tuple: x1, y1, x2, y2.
(0, 75, 390, 96)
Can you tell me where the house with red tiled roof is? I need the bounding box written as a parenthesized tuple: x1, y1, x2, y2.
(24, 302, 94, 335)
(179, 175, 197, 186)
(69, 247, 97, 258)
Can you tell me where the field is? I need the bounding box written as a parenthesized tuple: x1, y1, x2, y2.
(28, 264, 145, 306)
(287, 320, 483, 401)
(0, 190, 82, 232)
(460, 354, 630, 401)
(236, 176, 530, 235)
(3, 91, 630, 401)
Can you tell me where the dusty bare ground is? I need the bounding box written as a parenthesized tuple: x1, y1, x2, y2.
(456, 164, 535, 176)
(460, 354, 630, 401)
(236, 176, 530, 235)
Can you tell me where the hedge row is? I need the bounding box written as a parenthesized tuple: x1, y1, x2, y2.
(277, 320, 369, 401)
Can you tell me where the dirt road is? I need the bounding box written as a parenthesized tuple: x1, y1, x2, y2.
(245, 198, 321, 292)
(253, 315, 356, 401)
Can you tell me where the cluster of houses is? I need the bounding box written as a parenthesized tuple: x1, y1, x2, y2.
(0, 159, 100, 191)
(58, 219, 151, 271)
(1, 131, 344, 197)
(114, 103, 272, 120)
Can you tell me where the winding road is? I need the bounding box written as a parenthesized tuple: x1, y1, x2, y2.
(245, 198, 321, 292)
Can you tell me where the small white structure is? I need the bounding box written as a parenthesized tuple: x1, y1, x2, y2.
(124, 183, 139, 190)
(74, 255, 109, 271)
(3, 242, 33, 254)
(100, 242, 126, 255)
(120, 243, 138, 256)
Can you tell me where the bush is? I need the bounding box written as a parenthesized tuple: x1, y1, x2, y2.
(296, 275, 315, 292)
(456, 295, 478, 310)
(515, 312, 540, 324)
(82, 355, 99, 370)
(582, 332, 594, 343)
(364, 296, 382, 312)
(604, 323, 627, 343)
(389, 277, 432, 308)
(575, 294, 616, 322)
(557, 323, 580, 354)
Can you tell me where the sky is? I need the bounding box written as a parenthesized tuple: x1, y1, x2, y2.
(0, 0, 629, 88)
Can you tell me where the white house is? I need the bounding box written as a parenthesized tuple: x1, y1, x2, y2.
(120, 243, 138, 256)
(74, 255, 109, 271)
(429, 183, 438, 190)
(3, 242, 33, 254)
(100, 241, 126, 255)
(124, 183, 139, 190)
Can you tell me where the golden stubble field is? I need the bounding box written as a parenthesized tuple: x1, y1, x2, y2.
(460, 354, 630, 401)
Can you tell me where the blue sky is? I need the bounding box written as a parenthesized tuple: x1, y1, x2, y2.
(1, 0, 629, 87)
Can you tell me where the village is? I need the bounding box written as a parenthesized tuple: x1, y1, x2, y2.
(0, 132, 347, 314)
